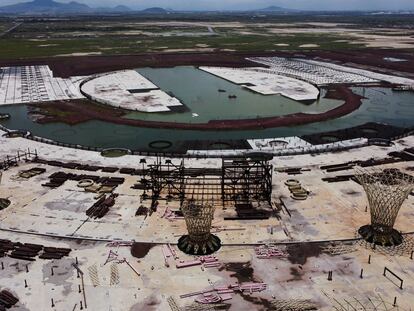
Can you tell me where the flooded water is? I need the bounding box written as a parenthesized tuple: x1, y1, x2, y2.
(0, 66, 413, 152)
(128, 66, 340, 123)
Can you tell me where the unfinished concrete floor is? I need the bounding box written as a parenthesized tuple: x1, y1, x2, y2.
(0, 135, 413, 310)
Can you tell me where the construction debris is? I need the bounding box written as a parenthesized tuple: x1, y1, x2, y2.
(0, 290, 19, 310)
(180, 282, 267, 304)
(176, 255, 221, 269)
(86, 193, 118, 219)
(0, 239, 70, 261)
(17, 167, 46, 179)
(255, 245, 288, 259)
(270, 299, 318, 311)
(185, 302, 229, 311)
(42, 171, 124, 190)
(285, 179, 309, 200)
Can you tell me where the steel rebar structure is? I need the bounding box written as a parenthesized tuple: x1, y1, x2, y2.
(178, 199, 221, 255)
(355, 168, 414, 246)
(221, 157, 273, 206)
(145, 158, 185, 209)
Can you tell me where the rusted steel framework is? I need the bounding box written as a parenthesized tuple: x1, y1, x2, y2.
(221, 158, 273, 206)
(143, 157, 273, 209)
(144, 158, 186, 208)
(178, 199, 221, 255)
(355, 167, 414, 246)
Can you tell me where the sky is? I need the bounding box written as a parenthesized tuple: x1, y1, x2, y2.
(2, 0, 414, 11)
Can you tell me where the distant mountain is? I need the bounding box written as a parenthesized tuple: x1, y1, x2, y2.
(96, 5, 132, 13)
(140, 7, 169, 14)
(113, 5, 132, 12)
(0, 0, 90, 13)
(255, 6, 297, 12)
(0, 0, 132, 14)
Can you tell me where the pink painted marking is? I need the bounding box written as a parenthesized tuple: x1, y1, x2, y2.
(176, 259, 202, 269)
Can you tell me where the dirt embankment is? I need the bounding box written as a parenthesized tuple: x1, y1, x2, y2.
(29, 85, 364, 131)
(1, 49, 414, 78)
(0, 51, 273, 78)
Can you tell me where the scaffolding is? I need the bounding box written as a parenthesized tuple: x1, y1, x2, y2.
(0, 149, 38, 171)
(144, 157, 186, 209)
(143, 157, 273, 210)
(221, 157, 273, 206)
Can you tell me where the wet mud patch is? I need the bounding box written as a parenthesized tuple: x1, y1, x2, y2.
(129, 295, 160, 311)
(220, 262, 260, 283)
(238, 293, 273, 311)
(287, 266, 304, 282)
(42, 258, 74, 296)
(286, 243, 323, 265)
(0, 259, 34, 281)
(131, 242, 155, 259)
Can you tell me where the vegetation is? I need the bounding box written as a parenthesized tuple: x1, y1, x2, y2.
(0, 14, 413, 59)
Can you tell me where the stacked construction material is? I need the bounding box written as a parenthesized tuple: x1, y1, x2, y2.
(285, 180, 309, 200)
(86, 194, 117, 219)
(270, 299, 318, 311)
(33, 158, 125, 173)
(320, 155, 405, 174)
(98, 177, 125, 193)
(183, 282, 267, 304)
(0, 239, 71, 261)
(18, 167, 46, 179)
(162, 244, 177, 267)
(224, 203, 270, 220)
(39, 247, 71, 260)
(42, 171, 70, 188)
(200, 255, 221, 268)
(321, 162, 355, 173)
(132, 178, 150, 191)
(101, 167, 119, 173)
(76, 164, 100, 172)
(175, 255, 221, 269)
(42, 172, 124, 191)
(255, 245, 288, 259)
(9, 243, 43, 261)
(0, 240, 14, 258)
(275, 167, 304, 175)
(0, 290, 19, 310)
(322, 174, 354, 183)
(119, 168, 135, 174)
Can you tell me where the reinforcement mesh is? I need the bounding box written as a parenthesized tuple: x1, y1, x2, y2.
(182, 200, 215, 242)
(355, 168, 414, 231)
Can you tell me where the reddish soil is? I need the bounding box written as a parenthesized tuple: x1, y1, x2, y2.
(29, 85, 363, 131)
(29, 99, 125, 125)
(0, 52, 270, 78)
(1, 49, 414, 78)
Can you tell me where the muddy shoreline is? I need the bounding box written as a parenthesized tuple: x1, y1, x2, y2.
(29, 85, 363, 131)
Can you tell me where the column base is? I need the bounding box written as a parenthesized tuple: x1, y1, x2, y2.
(358, 225, 403, 247)
(177, 234, 221, 255)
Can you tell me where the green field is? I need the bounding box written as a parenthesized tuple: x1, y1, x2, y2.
(0, 14, 413, 59)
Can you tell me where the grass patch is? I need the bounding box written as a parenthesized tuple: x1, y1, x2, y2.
(3, 14, 413, 59)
